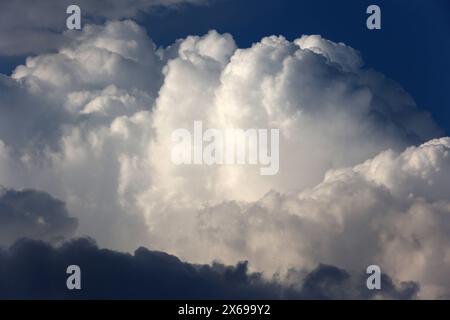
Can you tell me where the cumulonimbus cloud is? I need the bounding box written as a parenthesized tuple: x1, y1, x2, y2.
(0, 20, 448, 298)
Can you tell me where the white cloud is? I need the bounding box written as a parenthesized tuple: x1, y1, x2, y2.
(149, 33, 440, 204)
(156, 138, 449, 299)
(1, 20, 449, 298)
(1, 21, 160, 251)
(296, 35, 363, 71)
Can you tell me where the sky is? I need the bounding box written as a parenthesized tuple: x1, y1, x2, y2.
(0, 0, 450, 299)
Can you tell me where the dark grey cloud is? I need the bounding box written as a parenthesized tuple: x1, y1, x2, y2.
(0, 238, 418, 299)
(287, 264, 419, 300)
(0, 187, 78, 246)
(0, 0, 207, 55)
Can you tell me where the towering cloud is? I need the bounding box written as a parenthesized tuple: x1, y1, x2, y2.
(150, 32, 440, 205)
(0, 20, 448, 298)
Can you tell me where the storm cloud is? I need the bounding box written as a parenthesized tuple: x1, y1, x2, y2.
(0, 238, 418, 299)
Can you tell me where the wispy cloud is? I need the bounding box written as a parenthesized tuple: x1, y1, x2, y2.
(0, 0, 207, 55)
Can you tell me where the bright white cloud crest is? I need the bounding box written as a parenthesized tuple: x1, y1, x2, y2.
(0, 20, 449, 298)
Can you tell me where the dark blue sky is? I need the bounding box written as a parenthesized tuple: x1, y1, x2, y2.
(1, 0, 449, 134)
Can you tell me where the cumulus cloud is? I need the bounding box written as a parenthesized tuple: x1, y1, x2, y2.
(0, 238, 417, 299)
(0, 187, 78, 246)
(0, 0, 207, 55)
(0, 20, 160, 251)
(0, 20, 448, 298)
(149, 32, 440, 205)
(154, 138, 449, 299)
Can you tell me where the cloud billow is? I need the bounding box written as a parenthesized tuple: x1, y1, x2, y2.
(0, 20, 448, 298)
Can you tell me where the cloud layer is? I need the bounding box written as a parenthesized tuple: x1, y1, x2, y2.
(0, 20, 449, 298)
(0, 238, 417, 299)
